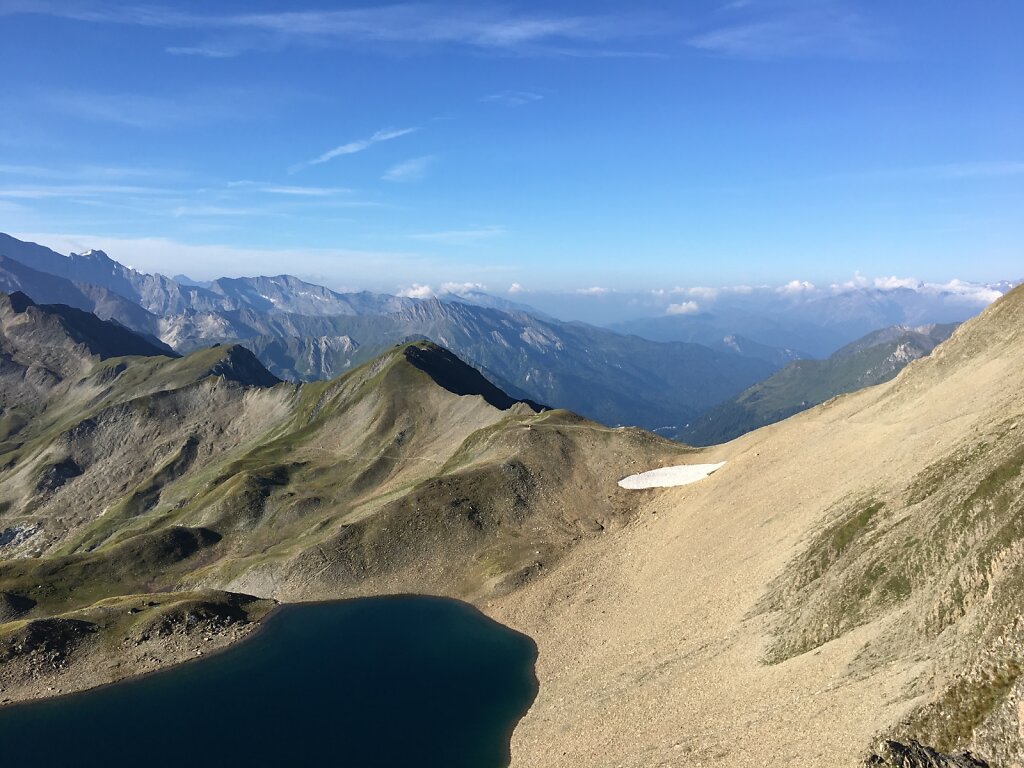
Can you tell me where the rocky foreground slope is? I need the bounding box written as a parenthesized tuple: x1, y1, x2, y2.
(490, 284, 1024, 766)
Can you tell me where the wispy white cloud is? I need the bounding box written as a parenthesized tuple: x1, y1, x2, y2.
(689, 5, 888, 60)
(383, 155, 434, 183)
(171, 205, 264, 217)
(440, 281, 487, 294)
(0, 163, 188, 182)
(43, 91, 186, 128)
(40, 87, 269, 129)
(827, 274, 1006, 304)
(872, 275, 921, 290)
(0, 163, 65, 177)
(409, 226, 505, 245)
(926, 279, 1005, 304)
(5, 4, 660, 58)
(684, 286, 720, 300)
(0, 199, 34, 217)
(576, 286, 611, 295)
(291, 127, 418, 173)
(0, 183, 172, 199)
(396, 281, 489, 299)
(397, 283, 436, 299)
(663, 284, 754, 299)
(665, 300, 700, 315)
(925, 161, 1024, 179)
(848, 161, 1024, 182)
(481, 90, 544, 107)
(225, 182, 350, 196)
(165, 45, 238, 59)
(777, 279, 817, 295)
(260, 185, 351, 196)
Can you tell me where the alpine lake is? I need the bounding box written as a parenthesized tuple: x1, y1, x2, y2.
(0, 595, 538, 767)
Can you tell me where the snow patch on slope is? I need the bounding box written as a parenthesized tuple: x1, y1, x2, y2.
(618, 462, 726, 489)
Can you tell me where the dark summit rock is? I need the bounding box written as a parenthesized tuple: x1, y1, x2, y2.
(403, 342, 545, 412)
(866, 739, 990, 767)
(0, 591, 36, 623)
(35, 458, 83, 493)
(6, 290, 35, 313)
(0, 618, 96, 662)
(207, 345, 281, 388)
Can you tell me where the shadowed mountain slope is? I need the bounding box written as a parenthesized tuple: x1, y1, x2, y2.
(0, 291, 176, 420)
(1, 292, 173, 362)
(0, 254, 160, 334)
(402, 342, 546, 411)
(680, 323, 957, 446)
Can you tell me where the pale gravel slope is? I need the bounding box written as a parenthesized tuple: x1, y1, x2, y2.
(489, 288, 1024, 767)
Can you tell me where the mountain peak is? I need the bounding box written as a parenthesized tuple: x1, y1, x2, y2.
(3, 291, 36, 313)
(0, 290, 176, 388)
(204, 344, 282, 388)
(400, 341, 545, 412)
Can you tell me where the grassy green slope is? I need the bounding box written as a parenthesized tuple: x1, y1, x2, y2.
(0, 336, 688, 634)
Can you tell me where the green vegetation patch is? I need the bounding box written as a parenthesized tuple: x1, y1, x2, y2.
(760, 496, 904, 663)
(898, 658, 1022, 754)
(763, 424, 1024, 673)
(0, 526, 222, 615)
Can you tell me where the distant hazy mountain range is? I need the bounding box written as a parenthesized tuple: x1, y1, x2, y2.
(678, 323, 958, 446)
(0, 232, 1012, 434)
(0, 233, 774, 430)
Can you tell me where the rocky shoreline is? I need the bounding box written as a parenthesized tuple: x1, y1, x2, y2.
(0, 590, 275, 707)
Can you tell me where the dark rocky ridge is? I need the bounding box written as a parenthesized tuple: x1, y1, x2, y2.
(2, 292, 174, 360)
(0, 591, 35, 622)
(403, 342, 545, 412)
(867, 740, 990, 767)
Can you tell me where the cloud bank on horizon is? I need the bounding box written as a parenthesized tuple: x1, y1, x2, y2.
(9, 230, 1013, 329)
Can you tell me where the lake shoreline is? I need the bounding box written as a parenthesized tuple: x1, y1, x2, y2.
(1, 592, 538, 708)
(0, 599, 280, 711)
(0, 594, 540, 768)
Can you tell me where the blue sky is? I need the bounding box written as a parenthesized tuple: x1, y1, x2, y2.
(0, 1, 1021, 294)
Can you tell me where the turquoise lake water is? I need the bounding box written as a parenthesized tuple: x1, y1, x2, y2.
(0, 595, 538, 767)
